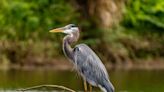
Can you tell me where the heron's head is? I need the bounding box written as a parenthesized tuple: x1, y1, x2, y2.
(49, 24, 79, 35)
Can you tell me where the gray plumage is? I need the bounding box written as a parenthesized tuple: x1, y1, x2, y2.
(50, 24, 114, 92)
(73, 44, 114, 92)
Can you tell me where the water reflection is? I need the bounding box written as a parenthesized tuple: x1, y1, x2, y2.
(0, 69, 164, 92)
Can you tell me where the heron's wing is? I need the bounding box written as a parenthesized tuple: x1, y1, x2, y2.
(73, 44, 109, 86)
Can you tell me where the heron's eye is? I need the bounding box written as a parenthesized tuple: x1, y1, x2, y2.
(71, 25, 76, 27)
(70, 24, 76, 28)
(69, 26, 76, 29)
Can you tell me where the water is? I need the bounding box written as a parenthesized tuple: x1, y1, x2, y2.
(0, 69, 164, 92)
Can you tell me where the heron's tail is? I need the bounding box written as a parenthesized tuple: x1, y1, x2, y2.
(100, 80, 115, 92)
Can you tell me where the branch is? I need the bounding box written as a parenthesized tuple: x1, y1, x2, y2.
(17, 84, 76, 92)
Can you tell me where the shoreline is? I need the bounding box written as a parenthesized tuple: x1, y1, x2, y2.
(0, 59, 164, 71)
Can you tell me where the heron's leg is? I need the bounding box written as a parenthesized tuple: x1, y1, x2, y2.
(89, 84, 92, 92)
(83, 80, 87, 92)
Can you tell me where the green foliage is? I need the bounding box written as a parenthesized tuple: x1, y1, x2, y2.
(0, 0, 79, 40)
(0, 0, 163, 65)
(123, 0, 164, 29)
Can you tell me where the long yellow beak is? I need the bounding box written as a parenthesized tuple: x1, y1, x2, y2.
(49, 28, 64, 33)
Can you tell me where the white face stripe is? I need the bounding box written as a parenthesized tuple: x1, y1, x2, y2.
(63, 29, 73, 37)
(64, 29, 72, 34)
(63, 27, 78, 34)
(71, 27, 78, 30)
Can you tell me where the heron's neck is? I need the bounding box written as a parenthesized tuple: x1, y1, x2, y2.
(63, 32, 79, 60)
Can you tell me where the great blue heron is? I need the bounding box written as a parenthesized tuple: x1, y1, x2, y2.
(49, 24, 114, 92)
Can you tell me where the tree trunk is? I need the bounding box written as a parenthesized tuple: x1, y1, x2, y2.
(75, 0, 124, 29)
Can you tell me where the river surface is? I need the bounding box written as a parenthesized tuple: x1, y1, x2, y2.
(0, 69, 163, 92)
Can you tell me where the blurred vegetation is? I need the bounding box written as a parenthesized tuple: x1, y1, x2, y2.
(100, 0, 164, 65)
(0, 0, 79, 40)
(123, 0, 164, 29)
(0, 0, 163, 67)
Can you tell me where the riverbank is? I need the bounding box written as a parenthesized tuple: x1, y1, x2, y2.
(0, 58, 164, 71)
(0, 29, 164, 71)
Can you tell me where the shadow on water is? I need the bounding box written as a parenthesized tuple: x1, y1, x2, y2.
(0, 68, 164, 92)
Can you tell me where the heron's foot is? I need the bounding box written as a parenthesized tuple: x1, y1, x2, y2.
(83, 81, 87, 92)
(89, 84, 92, 92)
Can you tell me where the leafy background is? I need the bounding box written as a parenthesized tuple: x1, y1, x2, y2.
(0, 0, 163, 68)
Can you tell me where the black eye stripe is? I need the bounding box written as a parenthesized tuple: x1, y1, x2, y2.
(70, 24, 76, 27)
(71, 25, 76, 27)
(66, 24, 77, 29)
